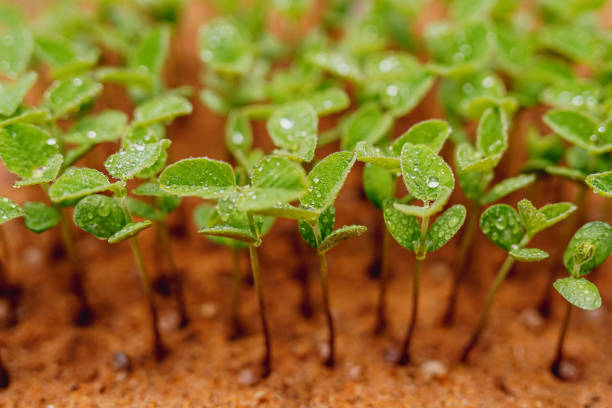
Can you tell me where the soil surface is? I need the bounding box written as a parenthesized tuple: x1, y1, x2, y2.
(1, 1, 612, 407)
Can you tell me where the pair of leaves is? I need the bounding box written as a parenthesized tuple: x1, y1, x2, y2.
(586, 171, 612, 197)
(42, 76, 103, 119)
(0, 71, 37, 117)
(299, 205, 367, 254)
(456, 107, 508, 172)
(0, 197, 59, 233)
(544, 109, 612, 154)
(267, 101, 318, 162)
(73, 194, 151, 243)
(384, 201, 466, 254)
(0, 124, 62, 186)
(198, 18, 253, 75)
(400, 142, 454, 204)
(132, 94, 193, 127)
(104, 139, 171, 181)
(480, 199, 576, 252)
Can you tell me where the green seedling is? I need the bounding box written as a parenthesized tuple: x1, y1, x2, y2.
(0, 69, 111, 326)
(298, 151, 365, 367)
(357, 118, 452, 333)
(68, 134, 172, 360)
(460, 199, 577, 363)
(384, 142, 466, 365)
(443, 107, 536, 326)
(586, 170, 612, 198)
(160, 153, 310, 377)
(550, 221, 612, 379)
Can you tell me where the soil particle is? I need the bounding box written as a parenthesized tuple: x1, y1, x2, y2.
(519, 308, 544, 331)
(110, 351, 131, 372)
(199, 302, 219, 318)
(419, 360, 448, 381)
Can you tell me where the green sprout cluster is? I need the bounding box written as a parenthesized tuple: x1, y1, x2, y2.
(0, 0, 611, 390)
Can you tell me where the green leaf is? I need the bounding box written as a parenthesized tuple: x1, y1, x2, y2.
(400, 143, 454, 202)
(34, 33, 99, 78)
(306, 50, 362, 82)
(318, 225, 367, 253)
(0, 27, 33, 79)
(64, 110, 128, 145)
(41, 76, 103, 119)
(393, 187, 451, 217)
(94, 67, 154, 89)
(198, 18, 253, 75)
(0, 124, 61, 180)
(160, 157, 236, 198)
(380, 72, 435, 118)
(108, 220, 153, 244)
(0, 72, 37, 116)
(426, 22, 489, 72)
(0, 107, 49, 127)
(341, 104, 393, 151)
(132, 94, 193, 127)
(236, 155, 308, 212)
(480, 204, 525, 250)
(563, 221, 612, 277)
(425, 204, 466, 252)
(538, 202, 577, 231)
(544, 110, 612, 154)
(305, 87, 350, 115)
(225, 110, 252, 153)
(518, 200, 576, 237)
(14, 154, 63, 187)
(126, 197, 160, 221)
(586, 171, 612, 197)
(301, 151, 356, 211)
(477, 107, 508, 157)
(267, 101, 318, 162)
(199, 224, 258, 244)
(129, 25, 170, 77)
(509, 248, 549, 262)
(392, 119, 451, 155)
(363, 163, 394, 209)
(0, 197, 22, 224)
(133, 181, 173, 197)
(355, 141, 400, 172)
(250, 203, 318, 221)
(73, 194, 128, 239)
(553, 277, 601, 310)
(22, 202, 60, 233)
(539, 25, 601, 64)
(123, 124, 165, 147)
(299, 205, 335, 249)
(544, 165, 585, 182)
(49, 168, 112, 203)
(456, 142, 501, 173)
(383, 199, 420, 252)
(480, 174, 536, 205)
(104, 139, 170, 180)
(193, 204, 246, 248)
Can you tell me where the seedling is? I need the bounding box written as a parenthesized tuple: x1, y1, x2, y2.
(550, 221, 612, 379)
(460, 199, 577, 363)
(160, 153, 309, 377)
(382, 142, 466, 365)
(298, 151, 365, 367)
(443, 107, 536, 326)
(0, 70, 112, 326)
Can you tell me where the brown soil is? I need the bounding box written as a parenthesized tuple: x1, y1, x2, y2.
(1, 1, 612, 407)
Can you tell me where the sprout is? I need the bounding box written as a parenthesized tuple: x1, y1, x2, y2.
(550, 222, 612, 379)
(386, 143, 466, 365)
(297, 151, 365, 367)
(460, 199, 577, 363)
(160, 153, 309, 377)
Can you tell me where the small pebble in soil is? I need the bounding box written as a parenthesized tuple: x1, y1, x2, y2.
(252, 390, 268, 404)
(110, 351, 131, 372)
(430, 261, 450, 281)
(519, 308, 544, 331)
(556, 360, 580, 381)
(318, 342, 330, 361)
(199, 302, 219, 318)
(383, 346, 400, 363)
(22, 246, 43, 266)
(158, 310, 180, 332)
(237, 368, 258, 386)
(346, 364, 363, 381)
(419, 360, 447, 381)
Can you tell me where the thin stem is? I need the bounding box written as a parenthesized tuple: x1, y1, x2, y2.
(228, 247, 245, 340)
(130, 237, 166, 361)
(537, 185, 587, 318)
(248, 243, 272, 378)
(397, 257, 422, 365)
(550, 302, 573, 379)
(374, 225, 391, 334)
(57, 206, 92, 326)
(460, 249, 521, 363)
(397, 214, 429, 365)
(0, 225, 10, 288)
(442, 202, 481, 327)
(318, 252, 335, 367)
(157, 220, 189, 327)
(0, 350, 9, 389)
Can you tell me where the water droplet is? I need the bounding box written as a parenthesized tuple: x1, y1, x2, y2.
(427, 177, 440, 188)
(280, 117, 294, 130)
(72, 77, 83, 86)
